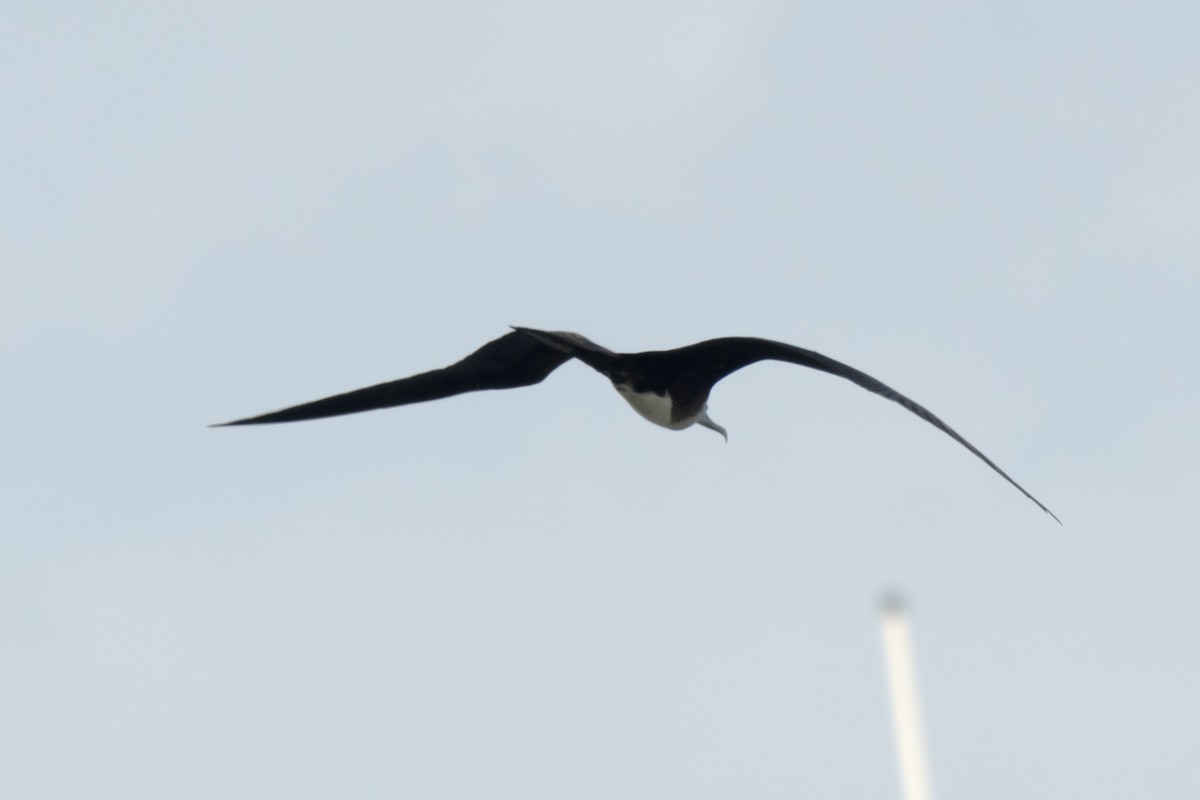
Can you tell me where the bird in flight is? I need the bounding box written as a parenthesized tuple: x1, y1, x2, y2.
(215, 327, 1059, 522)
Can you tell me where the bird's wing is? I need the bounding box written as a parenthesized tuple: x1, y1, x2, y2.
(669, 337, 1060, 523)
(508, 327, 617, 370)
(213, 330, 574, 426)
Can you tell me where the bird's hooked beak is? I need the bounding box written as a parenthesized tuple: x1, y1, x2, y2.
(697, 411, 728, 442)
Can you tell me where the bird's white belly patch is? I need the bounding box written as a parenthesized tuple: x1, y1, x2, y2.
(613, 383, 693, 430)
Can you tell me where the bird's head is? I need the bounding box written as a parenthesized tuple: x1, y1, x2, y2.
(697, 409, 728, 442)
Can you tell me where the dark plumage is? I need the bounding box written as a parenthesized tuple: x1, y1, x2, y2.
(215, 326, 1059, 522)
(213, 330, 579, 426)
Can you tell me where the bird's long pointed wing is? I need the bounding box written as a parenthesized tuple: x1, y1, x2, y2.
(212, 330, 573, 426)
(671, 338, 1061, 523)
(509, 327, 617, 367)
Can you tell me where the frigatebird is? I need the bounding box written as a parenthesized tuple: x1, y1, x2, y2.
(215, 327, 1059, 522)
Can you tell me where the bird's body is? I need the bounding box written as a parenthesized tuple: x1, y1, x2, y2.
(215, 326, 1059, 522)
(614, 383, 689, 429)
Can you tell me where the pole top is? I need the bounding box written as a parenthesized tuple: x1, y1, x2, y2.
(880, 590, 908, 614)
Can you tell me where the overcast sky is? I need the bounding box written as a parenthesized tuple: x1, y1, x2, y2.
(3, 1, 1199, 798)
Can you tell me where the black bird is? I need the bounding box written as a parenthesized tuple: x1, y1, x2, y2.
(215, 327, 1059, 522)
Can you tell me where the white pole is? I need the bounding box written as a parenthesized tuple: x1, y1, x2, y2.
(879, 593, 934, 800)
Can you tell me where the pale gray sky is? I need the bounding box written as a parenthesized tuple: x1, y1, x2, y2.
(3, 1, 1199, 798)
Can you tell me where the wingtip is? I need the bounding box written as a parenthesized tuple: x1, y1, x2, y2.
(209, 418, 254, 428)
